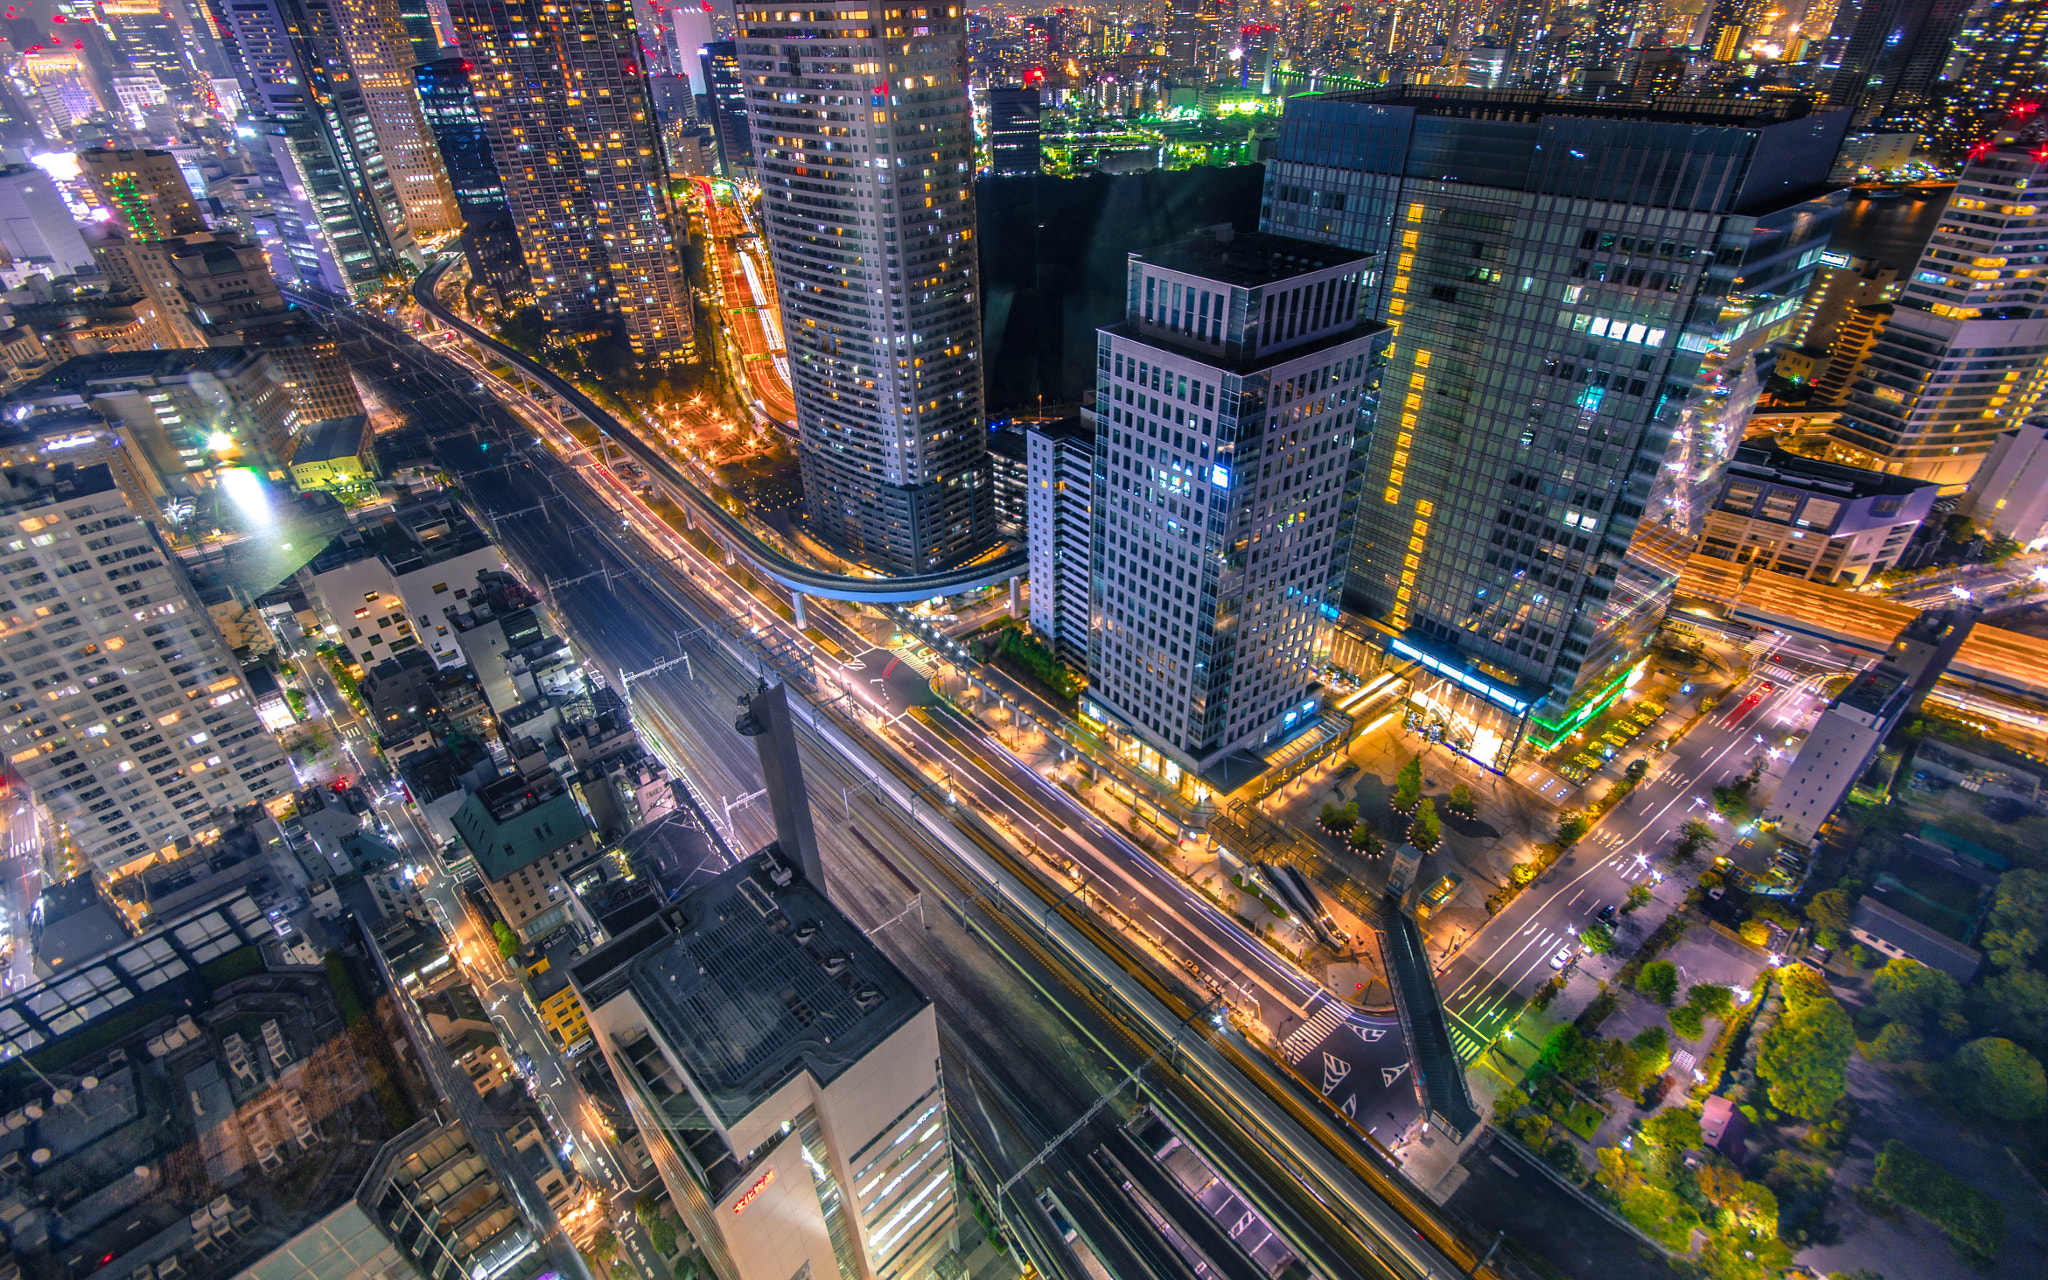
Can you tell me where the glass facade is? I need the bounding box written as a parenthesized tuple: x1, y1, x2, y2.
(1262, 89, 1846, 738)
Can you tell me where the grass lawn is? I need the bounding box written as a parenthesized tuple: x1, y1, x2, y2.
(1563, 1101, 1605, 1141)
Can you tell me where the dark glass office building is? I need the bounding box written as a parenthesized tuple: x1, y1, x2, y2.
(1263, 89, 1847, 754)
(986, 85, 1042, 176)
(699, 41, 754, 181)
(414, 56, 530, 300)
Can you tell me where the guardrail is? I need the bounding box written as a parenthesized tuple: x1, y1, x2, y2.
(410, 255, 1028, 604)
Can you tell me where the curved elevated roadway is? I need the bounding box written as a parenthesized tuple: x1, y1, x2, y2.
(411, 254, 1027, 604)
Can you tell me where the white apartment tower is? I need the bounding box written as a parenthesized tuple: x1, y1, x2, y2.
(1025, 416, 1094, 664)
(736, 1, 994, 574)
(1088, 230, 1387, 776)
(0, 465, 291, 877)
(1833, 135, 2048, 487)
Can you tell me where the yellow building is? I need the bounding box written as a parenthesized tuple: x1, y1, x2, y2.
(524, 944, 591, 1050)
(288, 414, 376, 493)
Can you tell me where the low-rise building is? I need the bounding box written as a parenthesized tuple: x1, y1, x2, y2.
(521, 935, 592, 1051)
(453, 767, 598, 941)
(1698, 439, 1937, 586)
(303, 497, 505, 672)
(1850, 896, 1983, 982)
(287, 415, 375, 493)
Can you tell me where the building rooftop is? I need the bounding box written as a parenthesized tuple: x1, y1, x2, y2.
(18, 347, 265, 395)
(1852, 896, 1982, 982)
(1724, 438, 1934, 500)
(1026, 414, 1094, 446)
(1313, 86, 1820, 128)
(1834, 663, 1911, 718)
(0, 461, 119, 513)
(589, 850, 926, 1127)
(1134, 229, 1372, 289)
(451, 773, 591, 881)
(293, 415, 368, 465)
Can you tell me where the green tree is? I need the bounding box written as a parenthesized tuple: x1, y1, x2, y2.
(1631, 1024, 1672, 1077)
(1760, 996, 1853, 1119)
(1533, 1023, 1596, 1083)
(1675, 818, 1716, 859)
(1872, 958, 1966, 1038)
(1448, 782, 1474, 816)
(1624, 884, 1652, 913)
(1779, 965, 1833, 1009)
(1689, 984, 1735, 1020)
(1806, 886, 1857, 935)
(1348, 823, 1382, 855)
(1411, 798, 1442, 850)
(1669, 1005, 1706, 1040)
(1637, 958, 1680, 1005)
(1951, 1037, 2047, 1121)
(1581, 921, 1615, 955)
(1713, 785, 1750, 820)
(1983, 868, 2048, 970)
(1393, 754, 1423, 810)
(493, 920, 519, 958)
(1556, 809, 1590, 845)
(1319, 802, 1339, 828)
(1872, 1021, 1922, 1062)
(647, 1217, 678, 1256)
(1970, 968, 2048, 1049)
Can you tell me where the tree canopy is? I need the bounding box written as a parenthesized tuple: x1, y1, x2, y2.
(1637, 958, 1680, 1006)
(1872, 957, 1966, 1038)
(1759, 994, 1852, 1119)
(1951, 1037, 2047, 1121)
(1394, 754, 1423, 810)
(1806, 886, 1857, 934)
(1983, 869, 2048, 970)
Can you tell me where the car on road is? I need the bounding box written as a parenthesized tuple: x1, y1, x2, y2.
(1596, 904, 1617, 925)
(1549, 945, 1575, 970)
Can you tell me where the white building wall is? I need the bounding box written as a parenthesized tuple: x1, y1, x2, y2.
(1964, 424, 2048, 547)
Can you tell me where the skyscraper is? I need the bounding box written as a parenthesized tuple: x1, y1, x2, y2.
(0, 463, 292, 877)
(206, 0, 417, 297)
(78, 147, 207, 240)
(738, 0, 994, 573)
(986, 84, 1042, 175)
(450, 0, 694, 361)
(1263, 89, 1847, 751)
(413, 56, 532, 300)
(1025, 417, 1093, 664)
(1088, 231, 1388, 775)
(699, 40, 754, 180)
(1936, 1, 2048, 157)
(1831, 136, 2048, 486)
(333, 0, 463, 236)
(1826, 0, 1973, 129)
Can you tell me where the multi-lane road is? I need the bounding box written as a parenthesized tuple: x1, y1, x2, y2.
(1435, 655, 1834, 1060)
(693, 178, 796, 429)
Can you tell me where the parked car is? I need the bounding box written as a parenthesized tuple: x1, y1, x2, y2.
(1550, 945, 1575, 970)
(1596, 904, 1618, 925)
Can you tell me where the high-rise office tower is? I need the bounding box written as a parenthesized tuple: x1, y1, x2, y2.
(737, 1, 994, 573)
(986, 84, 1042, 175)
(1826, 0, 1973, 129)
(1935, 1, 2048, 157)
(100, 0, 201, 103)
(1832, 137, 2048, 487)
(1089, 231, 1388, 774)
(207, 0, 417, 297)
(79, 147, 207, 240)
(394, 0, 445, 60)
(699, 40, 755, 180)
(413, 57, 532, 300)
(674, 0, 717, 98)
(334, 0, 463, 236)
(1025, 416, 1094, 664)
(0, 463, 293, 877)
(449, 0, 694, 362)
(1263, 89, 1846, 747)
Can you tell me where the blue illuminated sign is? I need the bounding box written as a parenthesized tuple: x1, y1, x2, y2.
(1389, 640, 1531, 715)
(1212, 465, 1230, 488)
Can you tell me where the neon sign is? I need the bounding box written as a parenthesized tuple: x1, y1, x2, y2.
(733, 1169, 775, 1214)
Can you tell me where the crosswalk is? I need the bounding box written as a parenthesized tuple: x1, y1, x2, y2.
(1448, 1019, 1489, 1063)
(1281, 1001, 1351, 1064)
(1758, 662, 1800, 683)
(890, 649, 933, 679)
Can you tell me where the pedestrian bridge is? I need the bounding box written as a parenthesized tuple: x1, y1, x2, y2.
(412, 256, 1027, 606)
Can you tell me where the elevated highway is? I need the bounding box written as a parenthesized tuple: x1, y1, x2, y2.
(1679, 554, 2048, 709)
(411, 255, 1027, 606)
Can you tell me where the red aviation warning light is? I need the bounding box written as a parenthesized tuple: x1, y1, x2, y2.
(1023, 66, 1044, 85)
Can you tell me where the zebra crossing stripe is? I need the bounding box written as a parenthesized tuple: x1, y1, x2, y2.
(1282, 1003, 1350, 1064)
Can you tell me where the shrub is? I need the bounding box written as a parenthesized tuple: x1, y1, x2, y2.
(1739, 918, 1773, 948)
(493, 920, 519, 957)
(1624, 884, 1652, 913)
(1637, 959, 1680, 1006)
(1347, 823, 1382, 855)
(1872, 1140, 2005, 1265)
(1556, 809, 1590, 845)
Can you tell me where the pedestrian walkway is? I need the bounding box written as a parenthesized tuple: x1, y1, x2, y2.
(1281, 1000, 1351, 1064)
(1447, 1018, 1488, 1064)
